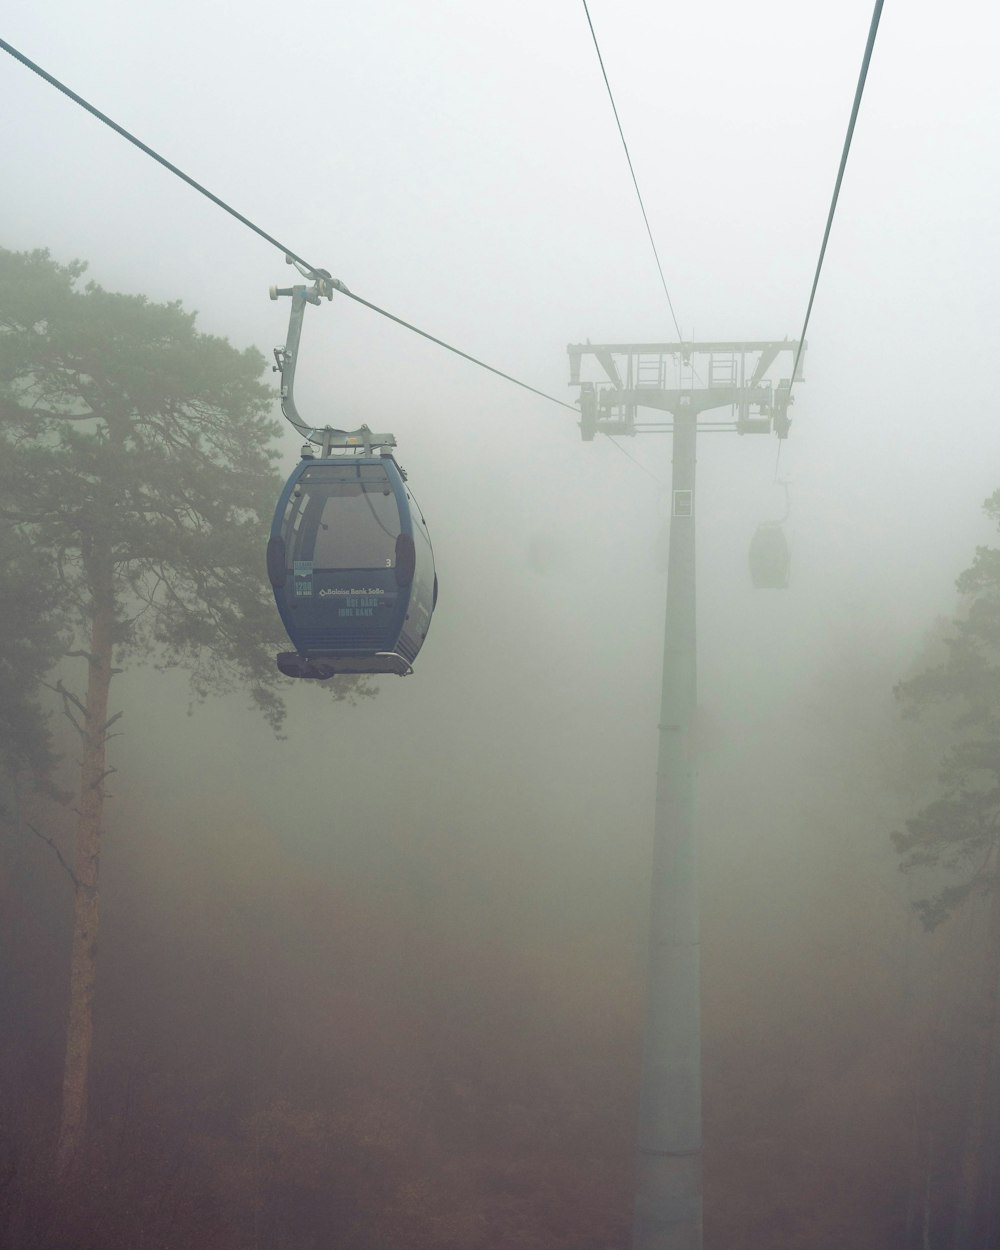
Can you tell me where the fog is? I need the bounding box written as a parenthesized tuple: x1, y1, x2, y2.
(3, 1, 1000, 1246)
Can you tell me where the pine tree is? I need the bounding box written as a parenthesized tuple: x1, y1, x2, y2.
(0, 524, 62, 781)
(0, 247, 368, 1175)
(894, 490, 1000, 928)
(894, 489, 1000, 1249)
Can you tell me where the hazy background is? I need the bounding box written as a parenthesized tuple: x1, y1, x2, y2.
(5, 0, 998, 650)
(3, 2, 1000, 1246)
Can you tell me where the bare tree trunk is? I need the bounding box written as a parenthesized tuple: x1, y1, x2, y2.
(923, 1132, 933, 1250)
(55, 551, 116, 1178)
(952, 868, 1000, 1249)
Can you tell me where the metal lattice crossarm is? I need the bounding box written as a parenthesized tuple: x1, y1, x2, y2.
(568, 340, 804, 439)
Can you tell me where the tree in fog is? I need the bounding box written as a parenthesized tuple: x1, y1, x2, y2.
(0, 523, 62, 783)
(0, 247, 366, 1176)
(894, 489, 1000, 927)
(894, 487, 1000, 1250)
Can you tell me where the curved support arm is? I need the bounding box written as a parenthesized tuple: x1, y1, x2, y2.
(269, 273, 397, 455)
(270, 282, 323, 439)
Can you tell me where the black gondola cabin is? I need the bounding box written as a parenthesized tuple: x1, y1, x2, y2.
(267, 453, 436, 677)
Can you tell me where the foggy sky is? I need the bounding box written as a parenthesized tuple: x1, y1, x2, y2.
(3, 0, 1000, 874)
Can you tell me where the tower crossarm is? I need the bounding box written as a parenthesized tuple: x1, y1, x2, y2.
(568, 339, 803, 440)
(611, 386, 773, 417)
(568, 338, 801, 359)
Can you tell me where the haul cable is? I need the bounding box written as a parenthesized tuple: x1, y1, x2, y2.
(581, 0, 684, 344)
(775, 0, 884, 479)
(0, 36, 578, 416)
(789, 0, 885, 394)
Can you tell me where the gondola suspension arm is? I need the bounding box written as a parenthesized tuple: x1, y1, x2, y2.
(270, 261, 396, 457)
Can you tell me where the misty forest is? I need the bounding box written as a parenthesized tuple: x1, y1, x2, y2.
(3, 2, 1000, 1248)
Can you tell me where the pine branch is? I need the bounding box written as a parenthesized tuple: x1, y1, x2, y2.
(89, 767, 117, 790)
(25, 822, 80, 891)
(55, 680, 88, 719)
(38, 680, 86, 737)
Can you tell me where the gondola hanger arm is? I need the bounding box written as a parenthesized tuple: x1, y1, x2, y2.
(270, 272, 395, 455)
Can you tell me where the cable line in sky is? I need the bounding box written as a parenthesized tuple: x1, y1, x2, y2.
(789, 0, 885, 392)
(581, 0, 685, 343)
(0, 36, 578, 417)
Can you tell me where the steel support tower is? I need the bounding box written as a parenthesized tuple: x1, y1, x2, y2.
(567, 339, 802, 1250)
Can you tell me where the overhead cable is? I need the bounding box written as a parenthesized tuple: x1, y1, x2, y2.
(581, 1, 684, 343)
(603, 434, 663, 484)
(0, 36, 577, 416)
(336, 288, 577, 412)
(0, 38, 324, 280)
(790, 0, 885, 391)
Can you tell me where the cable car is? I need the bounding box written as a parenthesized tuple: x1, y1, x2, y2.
(267, 452, 437, 678)
(749, 522, 790, 590)
(266, 268, 436, 678)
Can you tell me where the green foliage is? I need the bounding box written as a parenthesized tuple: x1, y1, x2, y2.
(894, 489, 1000, 928)
(0, 247, 368, 738)
(0, 525, 63, 777)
